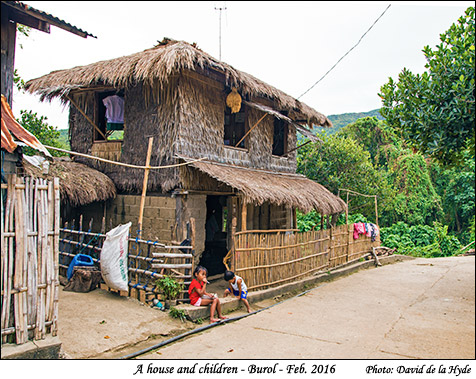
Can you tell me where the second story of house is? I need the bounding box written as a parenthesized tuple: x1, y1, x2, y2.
(25, 38, 331, 192)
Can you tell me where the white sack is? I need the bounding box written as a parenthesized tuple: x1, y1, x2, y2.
(100, 222, 131, 291)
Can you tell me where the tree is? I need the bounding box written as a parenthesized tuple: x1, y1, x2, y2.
(17, 110, 67, 157)
(384, 151, 443, 226)
(297, 134, 394, 222)
(379, 7, 475, 166)
(337, 116, 400, 168)
(430, 149, 475, 239)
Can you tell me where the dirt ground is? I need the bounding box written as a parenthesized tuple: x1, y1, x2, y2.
(56, 255, 474, 359)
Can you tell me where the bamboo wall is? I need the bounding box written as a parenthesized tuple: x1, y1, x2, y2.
(231, 224, 379, 291)
(1, 175, 60, 345)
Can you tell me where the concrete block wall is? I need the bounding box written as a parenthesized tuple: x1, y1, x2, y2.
(108, 194, 176, 242)
(182, 194, 207, 264)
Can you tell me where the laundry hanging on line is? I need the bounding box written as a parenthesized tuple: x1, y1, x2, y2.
(353, 222, 379, 242)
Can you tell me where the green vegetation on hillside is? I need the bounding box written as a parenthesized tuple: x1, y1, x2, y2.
(297, 6, 475, 257)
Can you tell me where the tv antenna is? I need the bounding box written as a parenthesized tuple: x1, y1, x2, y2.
(214, 5, 227, 60)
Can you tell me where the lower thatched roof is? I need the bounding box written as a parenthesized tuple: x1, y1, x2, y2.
(22, 156, 116, 206)
(182, 158, 346, 215)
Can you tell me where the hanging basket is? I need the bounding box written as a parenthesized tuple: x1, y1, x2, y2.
(226, 87, 242, 113)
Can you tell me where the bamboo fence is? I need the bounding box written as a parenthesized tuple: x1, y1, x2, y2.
(58, 218, 195, 303)
(231, 224, 380, 291)
(1, 175, 60, 345)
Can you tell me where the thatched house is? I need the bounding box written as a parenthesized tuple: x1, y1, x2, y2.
(25, 38, 346, 273)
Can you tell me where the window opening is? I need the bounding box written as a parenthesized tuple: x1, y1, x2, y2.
(95, 89, 124, 141)
(224, 104, 247, 148)
(272, 113, 288, 156)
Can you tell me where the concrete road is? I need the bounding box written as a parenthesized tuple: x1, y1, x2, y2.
(138, 256, 475, 359)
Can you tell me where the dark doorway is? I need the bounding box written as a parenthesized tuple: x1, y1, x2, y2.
(199, 195, 229, 276)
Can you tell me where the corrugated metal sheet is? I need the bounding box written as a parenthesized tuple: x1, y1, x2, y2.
(1, 95, 51, 156)
(3, 1, 96, 38)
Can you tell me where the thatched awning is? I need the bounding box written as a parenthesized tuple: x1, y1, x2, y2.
(22, 157, 116, 206)
(183, 158, 346, 215)
(25, 38, 331, 127)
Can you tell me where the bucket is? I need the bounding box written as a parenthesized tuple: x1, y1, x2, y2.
(67, 254, 94, 280)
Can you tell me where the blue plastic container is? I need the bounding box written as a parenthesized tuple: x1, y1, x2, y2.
(67, 254, 94, 280)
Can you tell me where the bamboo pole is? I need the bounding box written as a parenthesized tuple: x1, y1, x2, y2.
(234, 237, 329, 251)
(138, 137, 154, 233)
(241, 198, 247, 232)
(234, 113, 267, 148)
(235, 250, 329, 272)
(1, 175, 14, 342)
(52, 178, 60, 336)
(14, 176, 26, 343)
(231, 217, 237, 272)
(131, 136, 153, 299)
(374, 195, 378, 226)
(234, 228, 299, 235)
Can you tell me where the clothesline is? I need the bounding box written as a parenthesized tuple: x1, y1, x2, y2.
(43, 145, 206, 169)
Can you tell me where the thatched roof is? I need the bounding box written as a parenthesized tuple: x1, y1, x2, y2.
(22, 157, 116, 206)
(25, 38, 331, 127)
(181, 158, 347, 215)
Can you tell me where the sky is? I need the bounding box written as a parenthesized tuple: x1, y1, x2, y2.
(11, 1, 474, 130)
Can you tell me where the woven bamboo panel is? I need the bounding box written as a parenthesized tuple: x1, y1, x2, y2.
(1, 175, 60, 345)
(232, 225, 378, 291)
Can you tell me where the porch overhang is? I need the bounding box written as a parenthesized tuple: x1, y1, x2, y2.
(180, 157, 347, 215)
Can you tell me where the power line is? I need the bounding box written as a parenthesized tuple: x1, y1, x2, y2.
(297, 4, 392, 100)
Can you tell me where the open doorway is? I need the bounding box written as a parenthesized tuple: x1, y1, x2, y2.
(199, 195, 229, 276)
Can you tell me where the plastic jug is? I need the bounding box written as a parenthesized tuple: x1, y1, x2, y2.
(67, 254, 94, 280)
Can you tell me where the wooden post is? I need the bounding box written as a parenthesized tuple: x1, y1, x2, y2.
(328, 224, 333, 269)
(133, 136, 154, 300)
(345, 192, 349, 225)
(138, 137, 154, 234)
(231, 217, 237, 272)
(189, 217, 196, 277)
(241, 198, 247, 231)
(374, 195, 378, 227)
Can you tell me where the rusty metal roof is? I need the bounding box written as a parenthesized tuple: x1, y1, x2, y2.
(2, 1, 96, 38)
(1, 95, 51, 156)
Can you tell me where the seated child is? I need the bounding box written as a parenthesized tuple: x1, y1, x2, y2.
(188, 266, 227, 323)
(224, 270, 251, 313)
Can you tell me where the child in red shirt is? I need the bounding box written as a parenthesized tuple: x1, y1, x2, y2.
(188, 266, 227, 323)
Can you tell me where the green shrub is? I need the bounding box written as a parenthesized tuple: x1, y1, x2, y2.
(169, 307, 187, 322)
(381, 221, 462, 257)
(155, 276, 184, 300)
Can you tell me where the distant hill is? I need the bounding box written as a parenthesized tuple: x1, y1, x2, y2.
(315, 109, 385, 135)
(57, 109, 384, 148)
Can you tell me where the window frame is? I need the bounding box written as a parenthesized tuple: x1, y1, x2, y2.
(94, 89, 125, 142)
(272, 113, 288, 157)
(223, 102, 249, 150)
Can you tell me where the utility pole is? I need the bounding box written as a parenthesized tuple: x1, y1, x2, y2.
(214, 5, 227, 60)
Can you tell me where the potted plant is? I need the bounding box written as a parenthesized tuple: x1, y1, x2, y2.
(155, 275, 184, 308)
